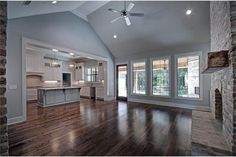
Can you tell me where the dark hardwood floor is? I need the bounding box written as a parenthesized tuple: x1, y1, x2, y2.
(9, 98, 192, 156)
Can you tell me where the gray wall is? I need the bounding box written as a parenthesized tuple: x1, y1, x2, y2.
(115, 43, 211, 107)
(6, 12, 115, 120)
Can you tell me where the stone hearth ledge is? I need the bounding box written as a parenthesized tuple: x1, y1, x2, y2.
(191, 110, 232, 155)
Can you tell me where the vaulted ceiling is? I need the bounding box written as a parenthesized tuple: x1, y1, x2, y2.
(8, 1, 210, 59)
(88, 1, 210, 58)
(8, 1, 110, 20)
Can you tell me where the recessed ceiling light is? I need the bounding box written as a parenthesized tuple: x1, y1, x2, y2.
(69, 64, 75, 68)
(69, 52, 74, 56)
(52, 1, 57, 4)
(113, 35, 117, 39)
(52, 48, 58, 52)
(186, 9, 192, 15)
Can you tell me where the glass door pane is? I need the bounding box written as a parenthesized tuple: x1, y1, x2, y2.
(117, 65, 127, 99)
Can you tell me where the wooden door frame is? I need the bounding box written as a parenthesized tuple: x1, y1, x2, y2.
(116, 64, 128, 101)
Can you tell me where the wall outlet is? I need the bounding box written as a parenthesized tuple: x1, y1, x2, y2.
(9, 84, 17, 90)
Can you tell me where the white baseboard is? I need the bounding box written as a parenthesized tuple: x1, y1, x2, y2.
(128, 98, 210, 111)
(8, 115, 26, 125)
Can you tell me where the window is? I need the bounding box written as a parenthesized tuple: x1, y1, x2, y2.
(177, 54, 200, 98)
(132, 61, 146, 94)
(151, 58, 170, 96)
(86, 67, 98, 82)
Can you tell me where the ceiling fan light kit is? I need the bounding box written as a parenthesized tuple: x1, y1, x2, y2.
(108, 1, 144, 26)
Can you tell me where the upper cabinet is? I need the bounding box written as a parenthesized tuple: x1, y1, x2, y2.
(26, 51, 44, 74)
(62, 61, 74, 73)
(75, 63, 84, 81)
(43, 59, 62, 81)
(97, 61, 105, 81)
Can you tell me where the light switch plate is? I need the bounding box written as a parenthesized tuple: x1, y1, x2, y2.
(9, 84, 17, 90)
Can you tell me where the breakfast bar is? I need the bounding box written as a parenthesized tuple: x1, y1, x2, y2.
(37, 87, 81, 107)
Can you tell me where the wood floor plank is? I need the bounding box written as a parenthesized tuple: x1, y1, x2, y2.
(9, 99, 192, 156)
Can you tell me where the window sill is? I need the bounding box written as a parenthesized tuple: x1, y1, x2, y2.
(150, 95, 171, 99)
(175, 96, 202, 101)
(131, 93, 147, 96)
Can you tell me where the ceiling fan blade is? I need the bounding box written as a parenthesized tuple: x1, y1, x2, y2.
(125, 17, 131, 26)
(129, 13, 144, 17)
(111, 16, 123, 23)
(22, 1, 31, 5)
(127, 3, 135, 12)
(108, 8, 121, 13)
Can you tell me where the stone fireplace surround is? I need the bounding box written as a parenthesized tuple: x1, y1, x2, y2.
(210, 1, 236, 154)
(214, 88, 223, 121)
(212, 83, 223, 121)
(191, 1, 236, 155)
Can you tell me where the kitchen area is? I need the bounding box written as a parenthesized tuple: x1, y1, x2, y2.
(25, 43, 106, 107)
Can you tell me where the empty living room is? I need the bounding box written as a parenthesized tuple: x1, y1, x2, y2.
(1, 0, 236, 156)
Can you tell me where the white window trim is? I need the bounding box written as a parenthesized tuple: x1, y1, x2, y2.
(130, 59, 147, 96)
(150, 56, 171, 98)
(174, 51, 203, 101)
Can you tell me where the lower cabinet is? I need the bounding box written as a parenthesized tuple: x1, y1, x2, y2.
(80, 86, 104, 100)
(45, 90, 65, 105)
(38, 88, 81, 107)
(96, 87, 104, 100)
(80, 87, 91, 98)
(65, 89, 80, 102)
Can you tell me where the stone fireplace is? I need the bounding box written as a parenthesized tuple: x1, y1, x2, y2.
(210, 1, 236, 154)
(215, 88, 223, 121)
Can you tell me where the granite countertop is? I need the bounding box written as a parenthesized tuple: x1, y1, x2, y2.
(38, 86, 81, 91)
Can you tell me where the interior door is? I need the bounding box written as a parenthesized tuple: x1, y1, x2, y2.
(117, 64, 127, 101)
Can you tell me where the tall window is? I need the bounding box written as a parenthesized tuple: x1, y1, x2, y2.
(86, 67, 98, 82)
(177, 55, 200, 98)
(132, 61, 146, 94)
(152, 58, 169, 96)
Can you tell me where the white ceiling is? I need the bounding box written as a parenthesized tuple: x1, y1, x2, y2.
(88, 1, 210, 58)
(8, 1, 110, 21)
(8, 1, 210, 59)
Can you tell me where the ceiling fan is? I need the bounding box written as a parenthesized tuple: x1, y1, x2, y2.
(22, 1, 32, 6)
(108, 1, 144, 26)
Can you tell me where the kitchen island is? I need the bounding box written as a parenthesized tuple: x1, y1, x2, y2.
(37, 86, 81, 107)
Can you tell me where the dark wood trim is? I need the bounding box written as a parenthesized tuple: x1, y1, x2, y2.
(116, 64, 127, 101)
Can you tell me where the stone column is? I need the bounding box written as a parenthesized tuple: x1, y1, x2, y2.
(0, 1, 8, 156)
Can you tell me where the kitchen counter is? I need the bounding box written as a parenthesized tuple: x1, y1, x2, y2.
(38, 86, 81, 90)
(38, 86, 81, 107)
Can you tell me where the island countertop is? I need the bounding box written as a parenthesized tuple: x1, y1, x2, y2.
(38, 86, 81, 91)
(37, 86, 81, 107)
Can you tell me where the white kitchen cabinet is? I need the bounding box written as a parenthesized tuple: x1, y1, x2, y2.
(62, 61, 74, 73)
(97, 61, 104, 81)
(54, 64, 62, 81)
(96, 86, 104, 100)
(75, 63, 84, 81)
(43, 59, 62, 81)
(80, 87, 90, 98)
(26, 51, 44, 73)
